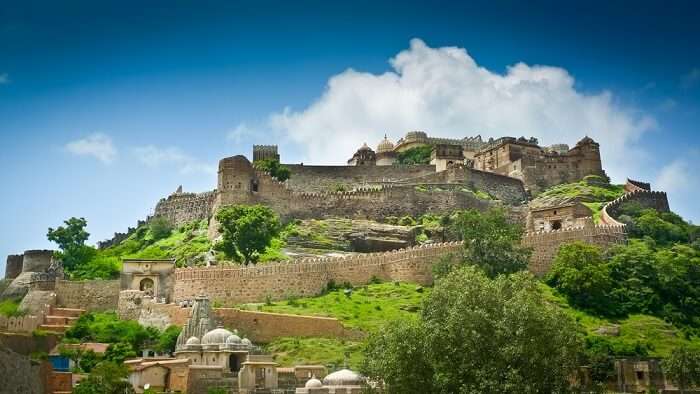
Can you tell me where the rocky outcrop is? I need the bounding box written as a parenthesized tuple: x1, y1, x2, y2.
(0, 344, 47, 394)
(285, 219, 421, 253)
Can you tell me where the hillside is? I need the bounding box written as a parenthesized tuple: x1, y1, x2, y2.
(530, 175, 625, 222)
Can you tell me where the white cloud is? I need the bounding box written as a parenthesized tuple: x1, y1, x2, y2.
(65, 133, 117, 164)
(132, 145, 215, 175)
(264, 38, 655, 183)
(227, 123, 256, 144)
(681, 68, 700, 89)
(655, 152, 700, 223)
(0, 73, 8, 84)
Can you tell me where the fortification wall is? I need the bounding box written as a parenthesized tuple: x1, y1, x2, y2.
(4, 255, 23, 280)
(154, 191, 217, 227)
(55, 279, 120, 311)
(624, 178, 651, 193)
(283, 164, 436, 193)
(522, 220, 627, 276)
(601, 189, 670, 226)
(173, 242, 462, 304)
(215, 308, 362, 343)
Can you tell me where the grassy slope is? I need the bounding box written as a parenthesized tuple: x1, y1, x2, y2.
(532, 176, 625, 223)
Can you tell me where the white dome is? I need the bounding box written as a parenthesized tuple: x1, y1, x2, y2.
(322, 369, 364, 386)
(377, 135, 394, 153)
(305, 378, 323, 388)
(201, 327, 234, 345)
(185, 336, 200, 346)
(226, 334, 241, 344)
(241, 338, 252, 346)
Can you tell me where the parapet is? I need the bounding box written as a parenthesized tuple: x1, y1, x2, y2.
(624, 178, 651, 193)
(21, 250, 55, 273)
(4, 255, 23, 280)
(253, 145, 280, 162)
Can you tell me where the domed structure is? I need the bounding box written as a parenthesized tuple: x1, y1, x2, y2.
(225, 334, 241, 345)
(347, 143, 377, 166)
(185, 336, 200, 346)
(322, 368, 365, 386)
(376, 135, 394, 153)
(305, 377, 323, 388)
(201, 327, 234, 346)
(241, 338, 252, 346)
(376, 135, 397, 166)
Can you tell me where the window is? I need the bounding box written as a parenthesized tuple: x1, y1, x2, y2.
(636, 371, 645, 381)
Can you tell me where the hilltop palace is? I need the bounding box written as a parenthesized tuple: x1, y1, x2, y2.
(1, 130, 672, 393)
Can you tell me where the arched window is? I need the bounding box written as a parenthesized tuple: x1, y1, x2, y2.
(139, 278, 154, 296)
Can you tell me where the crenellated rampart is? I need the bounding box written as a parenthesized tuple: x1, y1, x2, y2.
(601, 189, 670, 226)
(522, 219, 627, 275)
(173, 242, 463, 304)
(154, 190, 217, 227)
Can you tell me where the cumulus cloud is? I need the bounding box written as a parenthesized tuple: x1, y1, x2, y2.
(227, 123, 256, 144)
(132, 145, 215, 175)
(655, 152, 700, 223)
(0, 73, 8, 84)
(681, 68, 700, 89)
(65, 133, 117, 164)
(265, 38, 655, 182)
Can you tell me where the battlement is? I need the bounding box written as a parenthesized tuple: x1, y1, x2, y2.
(154, 190, 217, 227)
(624, 178, 651, 193)
(253, 145, 280, 162)
(173, 242, 463, 303)
(601, 188, 669, 226)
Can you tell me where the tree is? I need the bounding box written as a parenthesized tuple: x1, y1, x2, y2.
(451, 208, 531, 277)
(73, 361, 135, 394)
(362, 318, 435, 393)
(104, 342, 137, 364)
(215, 205, 281, 264)
(362, 267, 581, 393)
(156, 325, 182, 355)
(253, 159, 291, 182)
(148, 216, 173, 240)
(396, 146, 433, 165)
(47, 217, 93, 271)
(663, 346, 700, 393)
(547, 242, 614, 315)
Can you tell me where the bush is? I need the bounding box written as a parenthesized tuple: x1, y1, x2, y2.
(253, 159, 291, 182)
(396, 146, 433, 165)
(0, 298, 24, 317)
(148, 216, 172, 240)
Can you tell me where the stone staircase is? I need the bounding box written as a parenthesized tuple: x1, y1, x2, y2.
(38, 306, 85, 334)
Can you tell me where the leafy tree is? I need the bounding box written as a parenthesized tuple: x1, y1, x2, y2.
(104, 342, 137, 364)
(451, 208, 531, 277)
(215, 205, 281, 264)
(547, 242, 614, 315)
(148, 216, 173, 240)
(253, 158, 291, 182)
(73, 361, 134, 394)
(156, 325, 182, 355)
(396, 146, 433, 165)
(663, 346, 700, 393)
(65, 312, 158, 352)
(607, 240, 661, 316)
(363, 318, 435, 393)
(362, 267, 581, 393)
(47, 217, 102, 275)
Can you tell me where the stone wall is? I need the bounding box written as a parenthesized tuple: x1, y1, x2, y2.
(173, 242, 462, 304)
(0, 344, 48, 394)
(602, 189, 670, 226)
(522, 220, 627, 276)
(54, 279, 120, 311)
(0, 314, 44, 333)
(4, 255, 23, 280)
(284, 164, 437, 193)
(216, 308, 361, 343)
(153, 191, 217, 227)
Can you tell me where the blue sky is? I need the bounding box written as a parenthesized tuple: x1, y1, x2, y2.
(1, 1, 699, 275)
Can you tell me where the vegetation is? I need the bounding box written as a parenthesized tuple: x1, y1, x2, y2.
(73, 361, 135, 394)
(239, 282, 427, 332)
(215, 205, 281, 264)
(362, 267, 581, 393)
(47, 217, 91, 272)
(0, 298, 24, 317)
(534, 175, 624, 202)
(663, 346, 700, 392)
(253, 158, 291, 182)
(396, 145, 432, 165)
(450, 208, 531, 277)
(616, 201, 699, 245)
(265, 337, 364, 370)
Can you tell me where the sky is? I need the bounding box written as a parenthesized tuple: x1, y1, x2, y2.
(1, 1, 699, 275)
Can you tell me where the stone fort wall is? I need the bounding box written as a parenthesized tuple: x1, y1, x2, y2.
(522, 220, 627, 276)
(601, 189, 670, 226)
(54, 279, 120, 311)
(283, 164, 437, 193)
(173, 242, 463, 304)
(153, 191, 217, 226)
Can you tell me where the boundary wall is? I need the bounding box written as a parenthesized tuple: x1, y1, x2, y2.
(173, 242, 463, 304)
(522, 220, 627, 275)
(601, 189, 670, 226)
(54, 279, 120, 311)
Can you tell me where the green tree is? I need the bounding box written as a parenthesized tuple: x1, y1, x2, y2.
(452, 208, 531, 277)
(148, 216, 173, 240)
(663, 346, 700, 393)
(156, 325, 182, 355)
(73, 361, 135, 394)
(396, 146, 433, 165)
(253, 159, 291, 182)
(47, 217, 93, 271)
(362, 318, 435, 393)
(547, 242, 614, 315)
(608, 240, 662, 316)
(104, 342, 137, 364)
(362, 267, 581, 393)
(215, 205, 281, 264)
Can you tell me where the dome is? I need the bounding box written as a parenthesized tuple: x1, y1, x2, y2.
(376, 135, 394, 153)
(185, 336, 200, 346)
(241, 338, 252, 346)
(305, 377, 323, 388)
(201, 327, 234, 345)
(322, 369, 364, 386)
(358, 142, 372, 151)
(225, 334, 241, 344)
